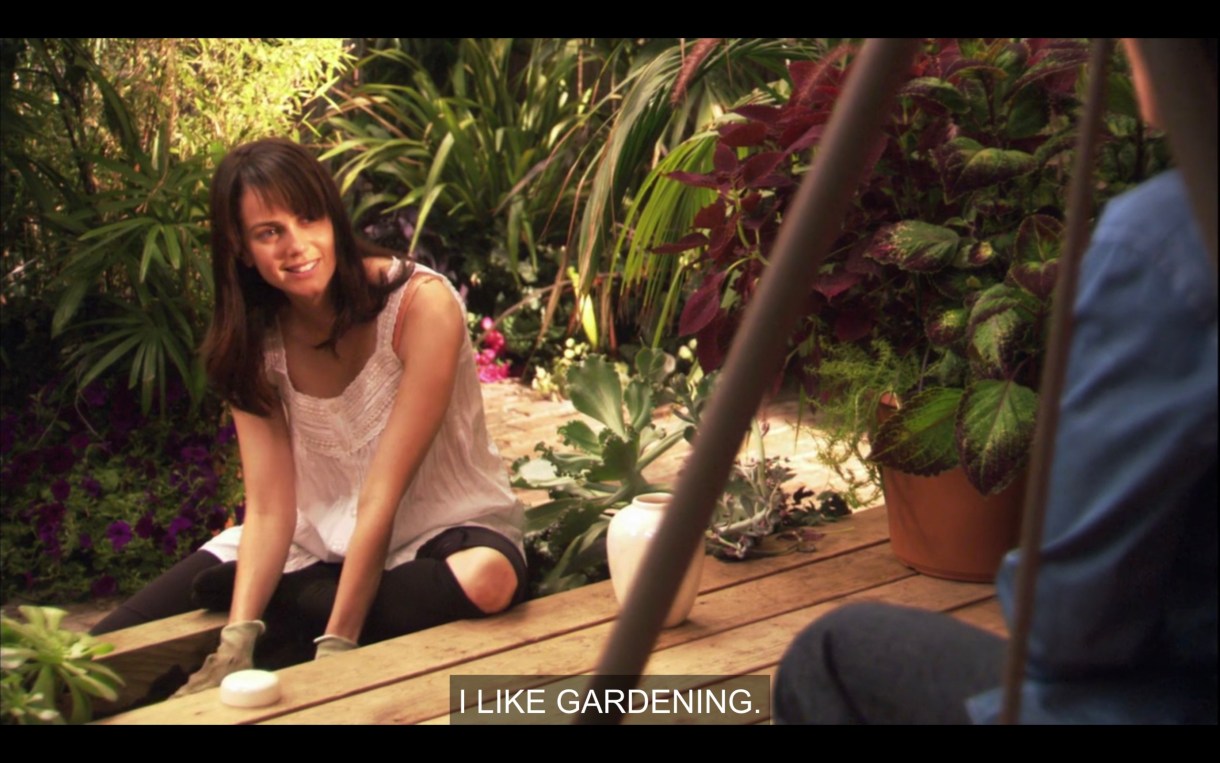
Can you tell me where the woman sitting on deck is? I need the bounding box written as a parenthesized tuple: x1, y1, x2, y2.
(92, 138, 526, 694)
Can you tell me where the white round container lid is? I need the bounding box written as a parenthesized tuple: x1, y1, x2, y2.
(219, 669, 282, 708)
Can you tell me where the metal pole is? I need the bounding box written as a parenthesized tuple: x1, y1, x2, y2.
(578, 37, 921, 725)
(999, 37, 1113, 725)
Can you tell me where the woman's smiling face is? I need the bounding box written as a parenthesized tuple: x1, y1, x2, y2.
(240, 189, 336, 307)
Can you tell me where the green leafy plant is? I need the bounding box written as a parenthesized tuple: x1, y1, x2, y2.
(805, 340, 922, 508)
(514, 349, 704, 594)
(4, 38, 353, 414)
(650, 39, 1168, 497)
(1, 606, 123, 724)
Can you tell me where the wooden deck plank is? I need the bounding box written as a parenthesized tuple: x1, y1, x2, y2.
(259, 544, 914, 724)
(93, 609, 227, 715)
(101, 509, 889, 724)
(949, 597, 1008, 637)
(423, 575, 991, 725)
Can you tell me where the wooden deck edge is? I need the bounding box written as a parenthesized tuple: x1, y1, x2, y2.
(93, 609, 226, 716)
(417, 577, 994, 725)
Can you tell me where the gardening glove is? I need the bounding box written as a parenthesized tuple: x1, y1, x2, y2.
(313, 634, 358, 659)
(173, 620, 265, 697)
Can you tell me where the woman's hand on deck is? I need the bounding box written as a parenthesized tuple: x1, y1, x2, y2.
(173, 620, 265, 697)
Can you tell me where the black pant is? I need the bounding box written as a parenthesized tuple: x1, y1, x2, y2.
(773, 602, 1005, 724)
(92, 526, 527, 667)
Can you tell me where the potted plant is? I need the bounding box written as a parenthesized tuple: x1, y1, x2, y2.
(631, 39, 1166, 579)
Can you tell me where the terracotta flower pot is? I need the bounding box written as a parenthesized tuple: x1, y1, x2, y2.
(882, 464, 1024, 582)
(876, 396, 1024, 582)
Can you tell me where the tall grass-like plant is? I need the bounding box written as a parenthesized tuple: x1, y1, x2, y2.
(320, 39, 624, 316)
(567, 38, 828, 349)
(3, 38, 354, 414)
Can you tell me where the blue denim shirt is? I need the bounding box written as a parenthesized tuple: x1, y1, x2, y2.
(969, 170, 1218, 724)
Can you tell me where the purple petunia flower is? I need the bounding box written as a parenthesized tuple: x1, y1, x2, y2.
(91, 575, 118, 598)
(38, 502, 66, 529)
(161, 533, 179, 555)
(234, 501, 246, 525)
(135, 513, 158, 540)
(0, 415, 15, 455)
(79, 532, 93, 550)
(81, 474, 103, 499)
(82, 382, 108, 408)
(206, 505, 228, 533)
(51, 478, 71, 502)
(216, 422, 236, 446)
(180, 445, 210, 464)
(37, 523, 62, 560)
(69, 431, 90, 451)
(42, 445, 76, 475)
(107, 520, 133, 552)
(8, 452, 40, 488)
(167, 515, 194, 538)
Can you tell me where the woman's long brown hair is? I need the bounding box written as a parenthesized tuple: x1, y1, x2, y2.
(201, 138, 411, 416)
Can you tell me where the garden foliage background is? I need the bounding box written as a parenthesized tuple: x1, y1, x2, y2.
(0, 38, 1160, 604)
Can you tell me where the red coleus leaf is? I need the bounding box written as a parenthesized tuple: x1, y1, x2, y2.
(901, 76, 969, 115)
(1012, 40, 1087, 98)
(861, 134, 888, 186)
(788, 60, 820, 104)
(692, 199, 725, 229)
(707, 216, 738, 264)
(733, 104, 783, 124)
(784, 122, 825, 153)
(846, 237, 883, 278)
(666, 170, 720, 189)
(936, 137, 1036, 201)
(758, 173, 796, 190)
(740, 193, 763, 215)
(869, 221, 960, 272)
(778, 110, 819, 139)
(926, 307, 968, 347)
(679, 270, 727, 337)
(812, 269, 864, 300)
(834, 307, 874, 343)
(695, 321, 728, 372)
(789, 44, 852, 108)
(713, 143, 738, 174)
(719, 121, 768, 148)
(1008, 260, 1059, 300)
(651, 233, 709, 255)
(742, 152, 786, 187)
(944, 60, 1005, 84)
(1014, 213, 1063, 263)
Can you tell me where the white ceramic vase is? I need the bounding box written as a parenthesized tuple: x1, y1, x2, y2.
(606, 492, 705, 628)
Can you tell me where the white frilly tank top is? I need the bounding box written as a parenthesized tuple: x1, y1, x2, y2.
(201, 261, 524, 571)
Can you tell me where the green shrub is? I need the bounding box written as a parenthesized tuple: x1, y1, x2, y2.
(1, 605, 123, 724)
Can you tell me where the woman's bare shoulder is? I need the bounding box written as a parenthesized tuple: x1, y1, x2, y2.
(394, 274, 463, 361)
